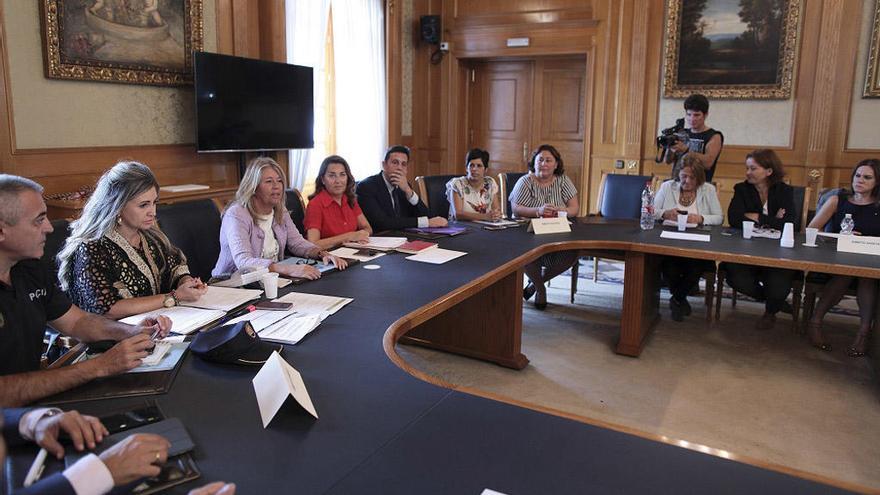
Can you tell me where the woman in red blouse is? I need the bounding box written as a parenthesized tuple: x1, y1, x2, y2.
(304, 155, 373, 249)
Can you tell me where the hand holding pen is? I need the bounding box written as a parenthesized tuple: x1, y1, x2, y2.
(175, 276, 209, 302)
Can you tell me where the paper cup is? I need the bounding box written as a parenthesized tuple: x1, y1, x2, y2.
(805, 227, 818, 246)
(557, 211, 568, 219)
(742, 221, 755, 239)
(261, 272, 279, 299)
(676, 214, 688, 231)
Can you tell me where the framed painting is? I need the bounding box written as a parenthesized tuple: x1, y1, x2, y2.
(40, 0, 203, 86)
(663, 0, 802, 99)
(865, 0, 880, 97)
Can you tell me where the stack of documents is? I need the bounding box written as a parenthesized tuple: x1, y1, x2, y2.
(344, 237, 407, 251)
(180, 286, 263, 311)
(274, 292, 353, 320)
(120, 306, 226, 335)
(405, 248, 467, 264)
(328, 246, 385, 262)
(473, 219, 520, 227)
(259, 314, 323, 345)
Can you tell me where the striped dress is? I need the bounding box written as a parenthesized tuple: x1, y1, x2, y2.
(509, 173, 579, 273)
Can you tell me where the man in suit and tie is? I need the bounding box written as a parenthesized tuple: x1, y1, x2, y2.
(356, 145, 448, 232)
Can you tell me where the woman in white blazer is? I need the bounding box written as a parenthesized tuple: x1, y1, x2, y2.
(652, 156, 722, 321)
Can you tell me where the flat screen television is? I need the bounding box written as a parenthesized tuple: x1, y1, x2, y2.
(194, 52, 314, 152)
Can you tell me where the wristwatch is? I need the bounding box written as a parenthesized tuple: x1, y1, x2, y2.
(163, 290, 178, 308)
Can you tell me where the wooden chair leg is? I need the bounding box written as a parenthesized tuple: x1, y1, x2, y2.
(570, 258, 579, 303)
(593, 257, 599, 283)
(791, 277, 803, 334)
(704, 272, 715, 322)
(715, 270, 724, 321)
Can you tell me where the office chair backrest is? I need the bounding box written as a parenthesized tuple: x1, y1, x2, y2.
(157, 199, 221, 282)
(41, 218, 70, 276)
(815, 188, 842, 232)
(498, 172, 527, 218)
(285, 188, 307, 236)
(789, 185, 811, 232)
(597, 172, 653, 220)
(415, 174, 458, 219)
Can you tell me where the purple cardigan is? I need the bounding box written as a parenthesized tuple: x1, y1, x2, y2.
(212, 203, 318, 277)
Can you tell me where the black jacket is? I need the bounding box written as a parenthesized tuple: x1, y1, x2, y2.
(727, 181, 795, 230)
(356, 173, 429, 232)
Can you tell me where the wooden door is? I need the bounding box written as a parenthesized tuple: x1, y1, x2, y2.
(468, 57, 586, 198)
(468, 60, 534, 175)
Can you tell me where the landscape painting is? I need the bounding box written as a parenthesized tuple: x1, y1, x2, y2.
(663, 0, 801, 99)
(41, 0, 203, 86)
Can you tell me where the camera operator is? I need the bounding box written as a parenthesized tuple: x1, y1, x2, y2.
(664, 94, 724, 182)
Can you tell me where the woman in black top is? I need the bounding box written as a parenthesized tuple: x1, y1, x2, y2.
(805, 159, 880, 356)
(724, 149, 797, 330)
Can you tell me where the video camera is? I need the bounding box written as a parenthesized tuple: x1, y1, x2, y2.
(655, 118, 688, 162)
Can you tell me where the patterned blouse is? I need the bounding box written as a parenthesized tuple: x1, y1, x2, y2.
(446, 176, 499, 215)
(509, 173, 578, 210)
(67, 229, 190, 315)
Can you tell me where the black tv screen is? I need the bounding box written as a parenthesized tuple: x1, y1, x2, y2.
(194, 52, 314, 152)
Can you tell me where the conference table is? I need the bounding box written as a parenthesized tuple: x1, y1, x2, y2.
(10, 220, 875, 494)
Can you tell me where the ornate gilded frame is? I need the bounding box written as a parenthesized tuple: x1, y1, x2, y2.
(865, 0, 880, 97)
(40, 0, 203, 86)
(663, 0, 801, 99)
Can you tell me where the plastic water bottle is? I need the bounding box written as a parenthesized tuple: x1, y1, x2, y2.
(840, 213, 854, 235)
(640, 181, 655, 230)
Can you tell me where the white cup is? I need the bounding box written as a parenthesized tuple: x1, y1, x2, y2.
(742, 221, 755, 239)
(805, 227, 818, 246)
(261, 272, 279, 299)
(780, 222, 794, 248)
(676, 214, 688, 231)
(557, 211, 568, 219)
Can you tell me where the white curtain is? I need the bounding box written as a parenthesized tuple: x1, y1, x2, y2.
(285, 0, 331, 190)
(331, 0, 387, 182)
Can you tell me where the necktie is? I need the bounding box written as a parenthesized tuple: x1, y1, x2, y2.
(392, 188, 401, 217)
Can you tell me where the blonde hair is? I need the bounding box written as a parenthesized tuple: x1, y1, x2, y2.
(234, 157, 289, 224)
(679, 154, 707, 187)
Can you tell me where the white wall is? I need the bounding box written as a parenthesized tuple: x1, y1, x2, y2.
(847, 0, 880, 150)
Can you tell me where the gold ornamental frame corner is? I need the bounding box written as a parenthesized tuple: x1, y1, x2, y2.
(662, 0, 802, 100)
(864, 0, 880, 97)
(40, 0, 204, 87)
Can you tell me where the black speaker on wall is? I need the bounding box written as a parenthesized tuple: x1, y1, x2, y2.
(420, 15, 440, 44)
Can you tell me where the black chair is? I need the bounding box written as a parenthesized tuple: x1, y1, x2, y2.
(596, 172, 653, 220)
(285, 188, 307, 236)
(41, 218, 70, 276)
(157, 200, 222, 282)
(498, 172, 527, 218)
(415, 174, 458, 219)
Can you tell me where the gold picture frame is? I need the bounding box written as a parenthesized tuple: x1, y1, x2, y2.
(663, 0, 802, 99)
(865, 0, 880, 97)
(40, 0, 203, 86)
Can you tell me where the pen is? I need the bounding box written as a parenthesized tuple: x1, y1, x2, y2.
(217, 304, 256, 326)
(23, 448, 47, 487)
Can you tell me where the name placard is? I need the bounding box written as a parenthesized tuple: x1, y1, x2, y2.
(837, 235, 880, 256)
(527, 217, 571, 235)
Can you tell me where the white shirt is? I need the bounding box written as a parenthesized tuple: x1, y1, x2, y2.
(255, 213, 280, 261)
(382, 173, 429, 228)
(20, 408, 115, 495)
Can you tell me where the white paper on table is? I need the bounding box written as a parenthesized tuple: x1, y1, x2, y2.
(659, 231, 711, 242)
(120, 306, 226, 335)
(180, 286, 263, 311)
(481, 490, 510, 495)
(258, 314, 322, 345)
(252, 351, 318, 427)
(817, 232, 841, 239)
(837, 235, 880, 256)
(274, 292, 353, 320)
(329, 247, 386, 262)
(343, 236, 407, 251)
(473, 219, 519, 227)
(661, 219, 698, 228)
(226, 309, 296, 332)
(405, 248, 467, 264)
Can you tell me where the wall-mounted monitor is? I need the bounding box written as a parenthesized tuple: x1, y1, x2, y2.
(194, 52, 314, 152)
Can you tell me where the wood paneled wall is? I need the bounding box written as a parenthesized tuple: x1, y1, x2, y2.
(390, 0, 879, 215)
(0, 1, 286, 200)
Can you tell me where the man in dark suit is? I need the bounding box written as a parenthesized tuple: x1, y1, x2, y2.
(356, 145, 448, 232)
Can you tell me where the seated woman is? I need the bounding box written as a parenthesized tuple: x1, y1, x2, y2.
(509, 144, 579, 310)
(805, 158, 880, 355)
(212, 157, 346, 281)
(58, 161, 208, 318)
(653, 156, 722, 321)
(304, 155, 372, 249)
(724, 149, 797, 329)
(446, 148, 501, 221)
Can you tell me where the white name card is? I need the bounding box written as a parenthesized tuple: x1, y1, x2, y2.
(252, 351, 318, 427)
(837, 235, 880, 256)
(527, 217, 571, 235)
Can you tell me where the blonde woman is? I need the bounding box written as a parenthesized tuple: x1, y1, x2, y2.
(212, 157, 347, 280)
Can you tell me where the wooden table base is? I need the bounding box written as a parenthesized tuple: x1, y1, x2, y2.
(616, 250, 661, 356)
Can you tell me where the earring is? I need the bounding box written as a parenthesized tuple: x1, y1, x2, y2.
(116, 216, 122, 226)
